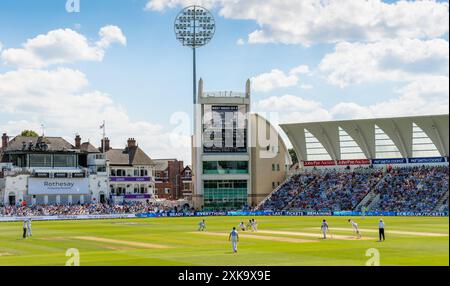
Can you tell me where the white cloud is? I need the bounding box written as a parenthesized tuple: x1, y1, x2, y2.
(254, 75, 449, 124)
(236, 38, 245, 46)
(251, 64, 311, 92)
(146, 0, 449, 45)
(254, 94, 332, 123)
(96, 25, 127, 48)
(251, 69, 298, 92)
(0, 25, 191, 161)
(290, 65, 310, 75)
(255, 94, 322, 112)
(300, 84, 313, 90)
(320, 38, 449, 87)
(1, 26, 127, 68)
(0, 68, 190, 161)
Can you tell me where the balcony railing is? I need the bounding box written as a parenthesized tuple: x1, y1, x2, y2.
(203, 91, 246, 98)
(109, 176, 152, 182)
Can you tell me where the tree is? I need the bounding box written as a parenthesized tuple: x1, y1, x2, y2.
(21, 130, 39, 137)
(289, 148, 298, 165)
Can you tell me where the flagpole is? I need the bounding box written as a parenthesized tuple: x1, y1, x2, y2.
(102, 120, 106, 154)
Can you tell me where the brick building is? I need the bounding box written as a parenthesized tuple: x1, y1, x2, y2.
(153, 159, 192, 200)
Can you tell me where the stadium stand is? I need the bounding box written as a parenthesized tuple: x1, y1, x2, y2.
(0, 201, 183, 217)
(2, 166, 448, 216)
(370, 166, 449, 212)
(259, 169, 384, 212)
(259, 166, 449, 213)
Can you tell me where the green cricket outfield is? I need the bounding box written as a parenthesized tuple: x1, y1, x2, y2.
(0, 216, 448, 266)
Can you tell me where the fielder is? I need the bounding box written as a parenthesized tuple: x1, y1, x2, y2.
(321, 219, 329, 239)
(228, 227, 239, 253)
(26, 218, 32, 237)
(238, 222, 246, 231)
(251, 219, 258, 232)
(198, 219, 206, 231)
(348, 219, 361, 238)
(246, 219, 252, 230)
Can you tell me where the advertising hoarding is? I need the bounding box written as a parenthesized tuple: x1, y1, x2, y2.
(28, 177, 89, 195)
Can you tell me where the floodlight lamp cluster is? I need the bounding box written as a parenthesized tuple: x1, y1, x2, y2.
(174, 6, 216, 48)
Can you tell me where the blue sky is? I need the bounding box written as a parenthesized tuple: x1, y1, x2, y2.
(0, 0, 448, 162)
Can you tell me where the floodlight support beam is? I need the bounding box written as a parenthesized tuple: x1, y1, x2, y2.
(193, 48, 196, 104)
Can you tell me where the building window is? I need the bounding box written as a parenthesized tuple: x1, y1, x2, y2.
(97, 166, 106, 173)
(203, 180, 247, 211)
(53, 154, 76, 167)
(29, 154, 52, 168)
(203, 161, 248, 174)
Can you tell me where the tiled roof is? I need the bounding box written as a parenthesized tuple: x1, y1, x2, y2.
(106, 146, 153, 166)
(80, 142, 100, 153)
(4, 136, 75, 152)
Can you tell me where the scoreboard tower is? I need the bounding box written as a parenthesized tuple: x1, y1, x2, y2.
(192, 79, 252, 210)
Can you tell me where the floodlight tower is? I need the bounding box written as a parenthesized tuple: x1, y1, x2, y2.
(174, 6, 216, 105)
(174, 6, 215, 199)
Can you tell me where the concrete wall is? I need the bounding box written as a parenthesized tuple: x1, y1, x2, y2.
(89, 174, 108, 203)
(250, 114, 291, 207)
(3, 175, 28, 205)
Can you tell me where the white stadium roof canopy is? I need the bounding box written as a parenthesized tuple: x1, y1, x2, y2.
(280, 114, 449, 162)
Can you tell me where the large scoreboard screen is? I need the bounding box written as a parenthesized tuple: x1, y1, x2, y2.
(203, 105, 247, 153)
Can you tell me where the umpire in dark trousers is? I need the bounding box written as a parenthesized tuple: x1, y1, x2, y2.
(378, 219, 385, 241)
(22, 219, 28, 239)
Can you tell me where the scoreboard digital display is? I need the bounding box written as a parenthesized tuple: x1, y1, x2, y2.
(203, 106, 247, 153)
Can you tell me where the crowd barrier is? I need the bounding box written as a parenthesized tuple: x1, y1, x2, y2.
(0, 213, 137, 222)
(1, 211, 447, 222)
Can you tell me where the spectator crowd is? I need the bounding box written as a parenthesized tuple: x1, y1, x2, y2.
(259, 165, 448, 213)
(371, 166, 449, 212)
(260, 169, 384, 212)
(0, 201, 181, 217)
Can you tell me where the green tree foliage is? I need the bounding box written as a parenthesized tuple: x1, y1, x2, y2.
(289, 148, 298, 165)
(20, 130, 39, 137)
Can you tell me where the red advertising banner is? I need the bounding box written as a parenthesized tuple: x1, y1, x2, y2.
(337, 159, 371, 165)
(303, 160, 336, 167)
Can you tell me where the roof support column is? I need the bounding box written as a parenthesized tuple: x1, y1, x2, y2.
(431, 119, 447, 157)
(391, 122, 408, 158)
(353, 123, 372, 159)
(320, 127, 337, 161)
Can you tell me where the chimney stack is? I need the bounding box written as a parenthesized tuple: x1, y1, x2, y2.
(127, 138, 136, 148)
(2, 133, 8, 149)
(246, 79, 251, 98)
(101, 137, 110, 152)
(75, 134, 81, 149)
